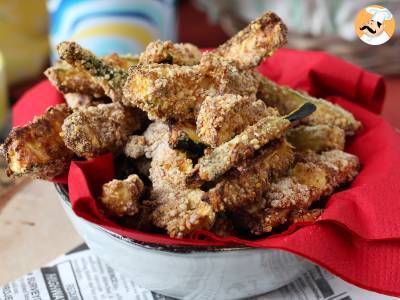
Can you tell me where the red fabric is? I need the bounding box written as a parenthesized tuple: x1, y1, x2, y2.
(12, 49, 400, 297)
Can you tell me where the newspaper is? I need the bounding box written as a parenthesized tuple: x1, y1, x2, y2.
(0, 244, 397, 300)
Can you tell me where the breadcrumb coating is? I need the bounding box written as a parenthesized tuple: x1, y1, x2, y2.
(124, 135, 146, 159)
(123, 54, 258, 121)
(57, 41, 128, 102)
(249, 149, 359, 234)
(287, 125, 345, 152)
(45, 61, 105, 97)
(101, 174, 144, 217)
(139, 40, 201, 66)
(148, 128, 215, 238)
(187, 115, 291, 186)
(61, 103, 142, 158)
(1, 104, 74, 179)
(196, 94, 279, 147)
(213, 11, 287, 69)
(257, 76, 362, 135)
(205, 140, 294, 212)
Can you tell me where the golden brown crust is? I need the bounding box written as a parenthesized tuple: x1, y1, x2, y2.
(139, 40, 201, 66)
(205, 140, 294, 212)
(101, 174, 144, 217)
(196, 94, 279, 147)
(57, 41, 128, 102)
(45, 61, 105, 97)
(2, 104, 74, 179)
(123, 54, 258, 121)
(148, 126, 215, 238)
(287, 125, 345, 152)
(61, 103, 142, 158)
(188, 115, 291, 186)
(249, 150, 359, 234)
(213, 11, 287, 69)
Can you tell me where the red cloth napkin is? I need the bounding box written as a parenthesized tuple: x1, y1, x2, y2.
(12, 49, 400, 297)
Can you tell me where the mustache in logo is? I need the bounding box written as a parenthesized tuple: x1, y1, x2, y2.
(360, 25, 376, 34)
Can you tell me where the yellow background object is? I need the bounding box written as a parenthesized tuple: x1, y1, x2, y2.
(0, 0, 49, 85)
(0, 52, 7, 131)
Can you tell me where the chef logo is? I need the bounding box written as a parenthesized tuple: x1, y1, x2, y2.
(355, 5, 395, 45)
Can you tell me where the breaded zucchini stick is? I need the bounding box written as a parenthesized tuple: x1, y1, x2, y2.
(1, 104, 74, 179)
(287, 125, 345, 152)
(139, 40, 201, 65)
(196, 94, 279, 147)
(212, 11, 287, 69)
(61, 102, 142, 158)
(45, 60, 105, 97)
(149, 132, 215, 238)
(205, 139, 294, 212)
(257, 76, 361, 135)
(187, 115, 291, 186)
(100, 174, 144, 217)
(250, 150, 359, 234)
(123, 54, 258, 121)
(57, 41, 128, 102)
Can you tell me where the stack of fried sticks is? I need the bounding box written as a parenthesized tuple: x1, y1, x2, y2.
(1, 12, 361, 239)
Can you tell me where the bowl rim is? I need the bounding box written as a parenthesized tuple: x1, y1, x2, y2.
(54, 183, 253, 254)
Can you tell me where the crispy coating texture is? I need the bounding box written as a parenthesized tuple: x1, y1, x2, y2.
(61, 103, 142, 158)
(1, 104, 74, 179)
(124, 135, 147, 159)
(102, 53, 139, 70)
(101, 174, 144, 217)
(139, 40, 201, 66)
(187, 115, 291, 185)
(57, 41, 128, 102)
(289, 209, 323, 224)
(45, 61, 105, 97)
(249, 150, 359, 234)
(257, 76, 361, 135)
(147, 123, 215, 238)
(213, 11, 287, 69)
(196, 94, 279, 147)
(123, 54, 258, 121)
(287, 125, 345, 152)
(205, 140, 294, 212)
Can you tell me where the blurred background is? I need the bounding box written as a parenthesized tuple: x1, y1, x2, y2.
(0, 0, 399, 143)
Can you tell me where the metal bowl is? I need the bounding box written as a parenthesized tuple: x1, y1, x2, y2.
(55, 184, 314, 300)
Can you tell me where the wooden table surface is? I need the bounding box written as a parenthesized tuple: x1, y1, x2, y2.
(0, 178, 82, 286)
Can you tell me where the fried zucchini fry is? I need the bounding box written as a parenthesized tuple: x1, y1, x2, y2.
(287, 125, 345, 152)
(139, 40, 201, 65)
(57, 41, 128, 102)
(250, 149, 359, 234)
(257, 76, 361, 135)
(123, 54, 258, 121)
(187, 115, 291, 186)
(213, 11, 287, 69)
(149, 135, 215, 238)
(61, 103, 142, 158)
(1, 104, 74, 179)
(196, 94, 279, 147)
(45, 60, 105, 97)
(205, 139, 294, 212)
(100, 174, 144, 217)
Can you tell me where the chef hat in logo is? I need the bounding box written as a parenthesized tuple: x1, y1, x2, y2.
(366, 6, 393, 24)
